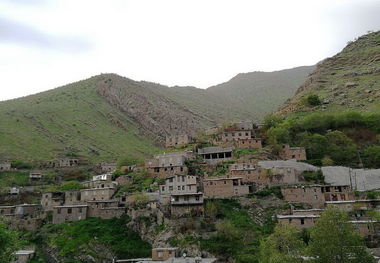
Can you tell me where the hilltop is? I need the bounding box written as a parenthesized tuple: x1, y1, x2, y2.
(0, 67, 313, 163)
(279, 30, 380, 116)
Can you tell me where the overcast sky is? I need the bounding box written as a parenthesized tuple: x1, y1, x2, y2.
(0, 0, 379, 101)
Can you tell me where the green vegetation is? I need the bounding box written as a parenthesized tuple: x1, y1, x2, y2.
(0, 171, 30, 188)
(234, 148, 262, 159)
(251, 186, 283, 199)
(265, 111, 380, 167)
(308, 208, 373, 263)
(115, 170, 159, 195)
(303, 170, 324, 183)
(201, 199, 276, 263)
(11, 160, 33, 169)
(0, 222, 20, 263)
(306, 94, 321, 106)
(0, 77, 160, 163)
(259, 208, 374, 263)
(259, 224, 305, 263)
(46, 217, 151, 260)
(59, 181, 83, 191)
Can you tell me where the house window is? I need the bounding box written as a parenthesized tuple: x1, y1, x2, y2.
(180, 167, 184, 172)
(301, 218, 305, 225)
(169, 186, 173, 191)
(79, 208, 82, 213)
(196, 196, 199, 201)
(161, 186, 165, 191)
(178, 186, 181, 190)
(188, 185, 192, 190)
(57, 208, 61, 214)
(182, 186, 185, 190)
(68, 208, 72, 214)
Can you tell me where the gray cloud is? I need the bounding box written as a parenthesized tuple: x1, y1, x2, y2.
(0, 16, 92, 53)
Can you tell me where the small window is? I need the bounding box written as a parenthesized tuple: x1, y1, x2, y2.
(301, 218, 305, 225)
(57, 208, 61, 214)
(68, 208, 72, 214)
(178, 186, 181, 190)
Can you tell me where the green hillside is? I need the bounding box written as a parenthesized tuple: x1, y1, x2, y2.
(0, 77, 160, 163)
(280, 31, 380, 116)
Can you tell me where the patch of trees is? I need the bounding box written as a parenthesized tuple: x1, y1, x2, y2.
(264, 112, 380, 167)
(259, 208, 374, 263)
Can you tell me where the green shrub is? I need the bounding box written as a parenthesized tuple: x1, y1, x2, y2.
(306, 94, 321, 106)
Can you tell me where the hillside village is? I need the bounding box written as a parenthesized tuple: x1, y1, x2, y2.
(2, 120, 380, 262)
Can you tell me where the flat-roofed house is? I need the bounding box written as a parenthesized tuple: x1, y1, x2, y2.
(170, 192, 204, 217)
(146, 152, 188, 179)
(41, 192, 65, 210)
(198, 147, 233, 165)
(86, 199, 125, 219)
(279, 144, 307, 161)
(52, 205, 88, 224)
(80, 187, 116, 202)
(0, 161, 11, 171)
(281, 185, 354, 208)
(277, 214, 320, 230)
(236, 138, 263, 149)
(100, 162, 117, 173)
(203, 177, 249, 198)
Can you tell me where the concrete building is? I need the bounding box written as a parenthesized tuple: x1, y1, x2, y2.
(166, 135, 192, 147)
(281, 185, 354, 208)
(170, 193, 204, 217)
(198, 147, 233, 165)
(100, 162, 117, 173)
(203, 177, 249, 198)
(279, 144, 307, 161)
(81, 173, 117, 189)
(0, 161, 11, 171)
(52, 205, 88, 224)
(159, 174, 198, 196)
(277, 214, 320, 230)
(80, 187, 116, 202)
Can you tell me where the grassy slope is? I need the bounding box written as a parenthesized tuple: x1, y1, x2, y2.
(0, 77, 160, 163)
(279, 31, 380, 116)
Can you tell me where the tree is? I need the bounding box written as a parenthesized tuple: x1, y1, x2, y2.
(59, 180, 82, 191)
(325, 131, 358, 166)
(259, 224, 305, 263)
(306, 95, 321, 106)
(301, 134, 329, 161)
(0, 222, 19, 263)
(308, 208, 374, 263)
(363, 146, 380, 168)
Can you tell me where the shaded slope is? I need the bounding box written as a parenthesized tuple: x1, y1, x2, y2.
(279, 31, 380, 116)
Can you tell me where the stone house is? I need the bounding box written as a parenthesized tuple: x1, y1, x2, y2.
(228, 163, 268, 186)
(166, 135, 192, 147)
(326, 199, 380, 212)
(152, 248, 177, 261)
(41, 192, 65, 210)
(14, 249, 35, 263)
(100, 162, 117, 173)
(269, 167, 303, 185)
(221, 130, 252, 142)
(236, 138, 262, 149)
(64, 190, 82, 205)
(170, 193, 204, 217)
(279, 144, 307, 161)
(198, 147, 233, 165)
(146, 152, 188, 179)
(29, 171, 43, 181)
(0, 205, 15, 215)
(80, 187, 116, 202)
(9, 187, 20, 195)
(203, 177, 250, 198)
(0, 161, 11, 171)
(281, 185, 354, 208)
(277, 214, 320, 230)
(86, 199, 125, 219)
(52, 205, 88, 224)
(350, 220, 379, 237)
(46, 158, 79, 168)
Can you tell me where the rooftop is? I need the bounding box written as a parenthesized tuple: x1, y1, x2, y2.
(204, 177, 242, 182)
(277, 214, 320, 219)
(53, 205, 88, 208)
(198, 146, 234, 154)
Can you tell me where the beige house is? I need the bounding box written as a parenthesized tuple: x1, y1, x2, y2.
(170, 192, 204, 217)
(146, 152, 188, 179)
(281, 185, 354, 208)
(87, 199, 125, 219)
(277, 214, 320, 230)
(198, 147, 233, 165)
(236, 138, 262, 149)
(221, 130, 252, 142)
(0, 162, 11, 171)
(52, 205, 88, 224)
(41, 192, 65, 210)
(203, 177, 249, 198)
(100, 162, 117, 173)
(279, 144, 307, 161)
(80, 187, 116, 202)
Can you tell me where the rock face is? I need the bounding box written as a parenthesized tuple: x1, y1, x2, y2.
(279, 30, 380, 115)
(96, 74, 214, 138)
